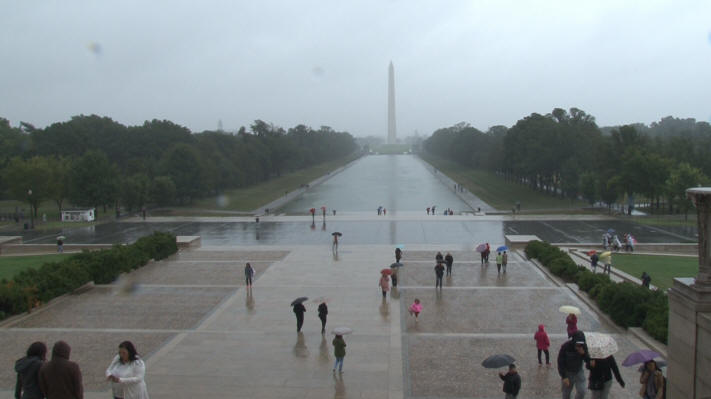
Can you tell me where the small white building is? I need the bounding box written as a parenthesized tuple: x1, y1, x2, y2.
(61, 208, 95, 222)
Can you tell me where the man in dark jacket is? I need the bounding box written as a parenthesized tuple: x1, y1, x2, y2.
(444, 252, 454, 276)
(293, 302, 306, 332)
(557, 331, 589, 399)
(15, 341, 46, 399)
(38, 341, 83, 399)
(499, 363, 521, 398)
(434, 262, 445, 289)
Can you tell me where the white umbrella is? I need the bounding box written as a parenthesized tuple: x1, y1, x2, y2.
(559, 305, 581, 315)
(585, 332, 618, 359)
(332, 327, 352, 335)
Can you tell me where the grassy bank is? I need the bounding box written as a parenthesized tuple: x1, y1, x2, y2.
(419, 154, 588, 211)
(613, 253, 698, 291)
(0, 254, 72, 281)
(176, 154, 361, 213)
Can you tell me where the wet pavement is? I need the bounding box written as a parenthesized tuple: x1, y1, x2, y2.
(10, 217, 695, 246)
(1, 245, 648, 399)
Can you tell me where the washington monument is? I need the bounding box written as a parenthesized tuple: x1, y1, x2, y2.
(387, 61, 397, 144)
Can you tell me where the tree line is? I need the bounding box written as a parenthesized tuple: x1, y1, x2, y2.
(424, 109, 711, 215)
(0, 115, 357, 217)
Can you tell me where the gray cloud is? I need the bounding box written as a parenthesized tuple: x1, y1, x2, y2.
(1, 1, 710, 136)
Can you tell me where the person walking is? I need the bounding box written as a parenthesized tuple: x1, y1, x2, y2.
(244, 262, 255, 288)
(318, 302, 328, 334)
(502, 251, 509, 273)
(426, 207, 430, 215)
(15, 341, 46, 399)
(480, 247, 486, 265)
(444, 252, 454, 276)
(435, 251, 444, 264)
(496, 252, 503, 274)
(566, 313, 578, 338)
(587, 355, 624, 399)
(485, 243, 491, 263)
(332, 334, 346, 373)
(641, 272, 651, 288)
(434, 262, 445, 289)
(639, 360, 664, 399)
(332, 234, 339, 254)
(499, 364, 522, 399)
(408, 298, 422, 322)
(391, 265, 399, 288)
(534, 324, 550, 366)
(590, 253, 599, 273)
(56, 237, 63, 253)
(293, 302, 306, 332)
(38, 341, 83, 399)
(557, 331, 589, 399)
(395, 247, 402, 263)
(105, 341, 149, 399)
(379, 274, 390, 299)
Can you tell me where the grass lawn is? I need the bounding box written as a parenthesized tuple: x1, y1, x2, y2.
(419, 154, 588, 211)
(181, 154, 361, 213)
(0, 254, 72, 281)
(613, 253, 698, 291)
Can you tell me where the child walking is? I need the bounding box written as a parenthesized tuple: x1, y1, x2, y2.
(332, 334, 346, 373)
(409, 298, 422, 322)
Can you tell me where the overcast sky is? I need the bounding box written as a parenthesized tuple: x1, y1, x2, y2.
(2, 1, 710, 137)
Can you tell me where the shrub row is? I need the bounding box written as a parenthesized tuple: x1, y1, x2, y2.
(525, 240, 669, 344)
(0, 231, 177, 320)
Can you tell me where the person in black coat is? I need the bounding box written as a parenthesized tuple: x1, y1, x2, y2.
(293, 302, 306, 332)
(499, 363, 521, 398)
(587, 355, 624, 399)
(395, 247, 402, 263)
(318, 302, 328, 334)
(15, 342, 47, 399)
(558, 331, 590, 399)
(434, 262, 445, 289)
(444, 253, 454, 276)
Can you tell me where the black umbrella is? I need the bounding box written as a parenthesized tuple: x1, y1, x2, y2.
(481, 354, 515, 369)
(291, 297, 308, 306)
(390, 262, 403, 268)
(332, 232, 342, 237)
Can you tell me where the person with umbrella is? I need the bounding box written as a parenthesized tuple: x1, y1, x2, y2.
(390, 263, 402, 287)
(499, 363, 521, 399)
(434, 261, 445, 289)
(332, 333, 346, 373)
(599, 252, 612, 275)
(502, 251, 508, 273)
(332, 232, 342, 253)
(587, 355, 624, 399)
(485, 243, 491, 263)
(379, 271, 390, 299)
(496, 252, 503, 274)
(639, 360, 664, 399)
(56, 236, 64, 253)
(318, 301, 328, 334)
(557, 330, 589, 399)
(444, 252, 454, 276)
(291, 298, 307, 332)
(477, 243, 487, 265)
(566, 313, 579, 338)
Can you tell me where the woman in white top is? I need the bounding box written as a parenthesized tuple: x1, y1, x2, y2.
(105, 341, 149, 399)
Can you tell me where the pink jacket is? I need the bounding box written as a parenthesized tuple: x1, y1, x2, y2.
(534, 324, 550, 350)
(409, 302, 422, 313)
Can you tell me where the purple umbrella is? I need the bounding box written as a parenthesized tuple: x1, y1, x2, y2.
(622, 350, 661, 366)
(475, 243, 487, 252)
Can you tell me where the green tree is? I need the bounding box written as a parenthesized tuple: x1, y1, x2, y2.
(2, 156, 53, 217)
(69, 150, 119, 214)
(150, 176, 176, 206)
(159, 144, 204, 204)
(121, 173, 151, 211)
(45, 157, 71, 217)
(666, 163, 709, 218)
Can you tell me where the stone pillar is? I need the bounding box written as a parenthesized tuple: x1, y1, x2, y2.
(667, 187, 711, 398)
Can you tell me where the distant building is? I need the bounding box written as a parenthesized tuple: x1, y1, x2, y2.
(61, 208, 95, 222)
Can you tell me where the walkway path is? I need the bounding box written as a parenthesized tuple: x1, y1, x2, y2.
(0, 241, 654, 398)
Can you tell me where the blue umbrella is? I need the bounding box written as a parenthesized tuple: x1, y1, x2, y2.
(496, 245, 508, 252)
(607, 228, 615, 234)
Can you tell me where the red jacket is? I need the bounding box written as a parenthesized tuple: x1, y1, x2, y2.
(534, 324, 550, 350)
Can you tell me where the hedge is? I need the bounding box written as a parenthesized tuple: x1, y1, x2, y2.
(525, 240, 668, 344)
(0, 231, 177, 320)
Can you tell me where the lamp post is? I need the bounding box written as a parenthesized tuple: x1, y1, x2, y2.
(27, 189, 34, 229)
